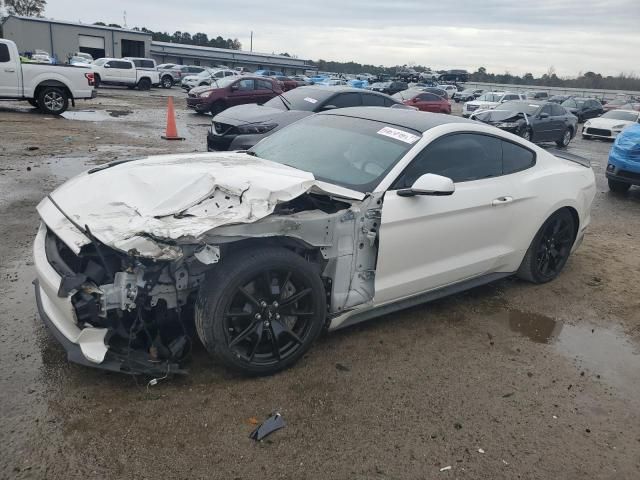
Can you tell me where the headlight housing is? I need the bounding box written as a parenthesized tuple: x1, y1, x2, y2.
(235, 123, 278, 134)
(198, 91, 213, 98)
(612, 124, 626, 130)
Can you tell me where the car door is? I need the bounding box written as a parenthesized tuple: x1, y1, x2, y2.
(0, 43, 20, 97)
(255, 78, 277, 103)
(227, 78, 256, 106)
(535, 104, 555, 141)
(375, 133, 518, 304)
(116, 61, 136, 83)
(101, 60, 118, 82)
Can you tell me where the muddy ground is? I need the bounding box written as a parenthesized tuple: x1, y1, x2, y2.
(1, 87, 639, 480)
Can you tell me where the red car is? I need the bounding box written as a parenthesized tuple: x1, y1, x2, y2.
(274, 76, 298, 92)
(393, 90, 451, 114)
(186, 76, 282, 115)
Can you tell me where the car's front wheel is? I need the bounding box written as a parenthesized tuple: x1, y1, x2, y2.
(556, 128, 572, 147)
(517, 209, 576, 284)
(195, 247, 327, 375)
(608, 178, 631, 193)
(520, 128, 532, 142)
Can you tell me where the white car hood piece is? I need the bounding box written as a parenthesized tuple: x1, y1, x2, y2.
(38, 152, 363, 260)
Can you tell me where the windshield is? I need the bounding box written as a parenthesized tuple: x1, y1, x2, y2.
(263, 88, 332, 111)
(249, 114, 420, 192)
(498, 101, 541, 115)
(477, 93, 502, 102)
(601, 110, 639, 121)
(562, 99, 585, 108)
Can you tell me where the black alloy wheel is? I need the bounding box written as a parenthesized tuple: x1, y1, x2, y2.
(556, 128, 572, 147)
(196, 247, 326, 375)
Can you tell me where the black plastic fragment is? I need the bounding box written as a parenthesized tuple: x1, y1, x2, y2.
(249, 413, 286, 441)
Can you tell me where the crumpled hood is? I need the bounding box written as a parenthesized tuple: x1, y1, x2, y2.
(213, 104, 311, 126)
(38, 152, 362, 260)
(472, 109, 524, 123)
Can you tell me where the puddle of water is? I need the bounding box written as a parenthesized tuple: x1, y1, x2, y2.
(497, 310, 640, 401)
(60, 110, 112, 121)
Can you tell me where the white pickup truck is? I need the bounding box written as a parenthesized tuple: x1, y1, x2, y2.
(0, 39, 96, 115)
(91, 58, 160, 90)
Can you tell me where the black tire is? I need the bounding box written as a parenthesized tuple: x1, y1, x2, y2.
(556, 128, 572, 147)
(210, 101, 226, 115)
(608, 178, 631, 193)
(195, 247, 326, 375)
(161, 75, 173, 89)
(93, 74, 101, 88)
(517, 209, 576, 284)
(37, 87, 69, 115)
(137, 78, 151, 91)
(27, 98, 39, 108)
(127, 85, 136, 90)
(520, 128, 532, 142)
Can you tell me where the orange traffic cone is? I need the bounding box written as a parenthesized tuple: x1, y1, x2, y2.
(161, 96, 184, 140)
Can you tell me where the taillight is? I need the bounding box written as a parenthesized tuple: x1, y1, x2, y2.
(85, 72, 95, 86)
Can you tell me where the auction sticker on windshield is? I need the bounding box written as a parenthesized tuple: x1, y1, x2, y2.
(377, 126, 420, 144)
(304, 97, 318, 104)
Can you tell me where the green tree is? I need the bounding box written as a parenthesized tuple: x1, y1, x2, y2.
(6, 0, 46, 17)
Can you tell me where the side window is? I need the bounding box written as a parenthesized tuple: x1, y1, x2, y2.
(422, 93, 440, 101)
(502, 141, 535, 174)
(383, 97, 397, 107)
(551, 104, 566, 116)
(256, 79, 274, 90)
(541, 105, 553, 116)
(140, 60, 154, 68)
(393, 133, 503, 187)
(0, 44, 10, 63)
(237, 79, 255, 90)
(224, 71, 235, 76)
(327, 93, 362, 108)
(114, 61, 132, 69)
(214, 71, 225, 78)
(361, 94, 386, 106)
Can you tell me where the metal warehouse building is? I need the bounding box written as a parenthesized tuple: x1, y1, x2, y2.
(1, 15, 311, 74)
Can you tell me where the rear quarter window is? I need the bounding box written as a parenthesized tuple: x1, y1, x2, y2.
(502, 140, 536, 174)
(0, 44, 11, 62)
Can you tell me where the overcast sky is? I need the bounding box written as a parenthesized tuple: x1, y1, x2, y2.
(44, 0, 639, 77)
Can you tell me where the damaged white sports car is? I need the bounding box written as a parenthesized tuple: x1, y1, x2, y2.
(34, 107, 596, 375)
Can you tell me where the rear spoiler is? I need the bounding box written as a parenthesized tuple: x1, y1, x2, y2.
(545, 147, 591, 168)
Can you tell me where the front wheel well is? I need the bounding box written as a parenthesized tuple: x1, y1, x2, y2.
(557, 206, 580, 241)
(218, 237, 326, 269)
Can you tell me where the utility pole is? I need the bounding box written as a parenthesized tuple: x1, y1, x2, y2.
(123, 10, 127, 29)
(250, 31, 253, 52)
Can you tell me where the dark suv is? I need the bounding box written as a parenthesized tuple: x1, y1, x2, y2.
(207, 86, 402, 151)
(186, 76, 282, 115)
(561, 97, 604, 122)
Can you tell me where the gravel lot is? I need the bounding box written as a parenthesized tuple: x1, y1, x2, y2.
(1, 88, 639, 479)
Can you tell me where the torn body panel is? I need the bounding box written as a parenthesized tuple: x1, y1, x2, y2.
(35, 152, 381, 374)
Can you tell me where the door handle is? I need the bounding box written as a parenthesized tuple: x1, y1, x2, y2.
(492, 196, 513, 206)
(4, 68, 16, 73)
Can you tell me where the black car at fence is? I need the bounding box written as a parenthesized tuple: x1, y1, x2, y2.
(561, 97, 604, 122)
(471, 100, 578, 147)
(452, 88, 484, 102)
(368, 81, 408, 95)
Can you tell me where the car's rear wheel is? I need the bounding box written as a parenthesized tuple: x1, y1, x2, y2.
(161, 75, 173, 88)
(137, 78, 151, 90)
(195, 247, 326, 375)
(37, 87, 69, 115)
(608, 178, 631, 193)
(556, 128, 572, 147)
(517, 209, 576, 284)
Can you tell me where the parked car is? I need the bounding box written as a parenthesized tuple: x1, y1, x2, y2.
(315, 78, 348, 86)
(274, 76, 298, 91)
(392, 90, 451, 113)
(549, 95, 571, 104)
(582, 109, 640, 140)
(368, 81, 408, 95)
(123, 57, 160, 87)
(69, 56, 92, 67)
(560, 97, 603, 122)
(91, 58, 159, 90)
(208, 86, 402, 151)
(462, 92, 525, 117)
(453, 88, 483, 102)
(181, 68, 239, 90)
(254, 69, 284, 77)
(0, 39, 96, 114)
(291, 75, 312, 86)
(602, 97, 637, 112)
(437, 84, 458, 98)
(415, 87, 448, 98)
(33, 107, 596, 376)
(186, 76, 282, 115)
(471, 100, 577, 147)
(160, 65, 205, 88)
(606, 123, 640, 192)
(74, 52, 94, 62)
(526, 91, 550, 100)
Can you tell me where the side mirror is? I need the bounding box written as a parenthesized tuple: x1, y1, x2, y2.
(321, 104, 337, 111)
(104, 63, 111, 68)
(397, 173, 455, 197)
(539, 112, 550, 118)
